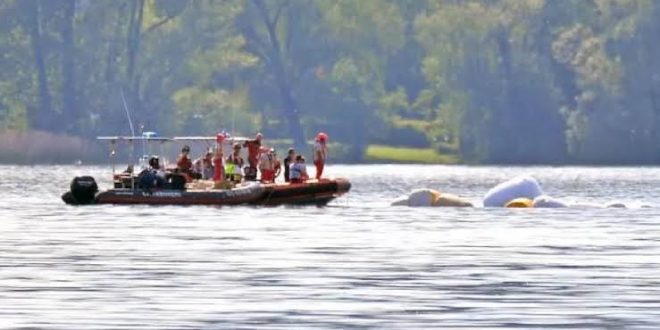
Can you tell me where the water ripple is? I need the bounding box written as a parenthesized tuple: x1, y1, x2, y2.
(0, 165, 659, 328)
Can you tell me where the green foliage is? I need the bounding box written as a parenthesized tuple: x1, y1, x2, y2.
(171, 86, 258, 134)
(3, 0, 660, 164)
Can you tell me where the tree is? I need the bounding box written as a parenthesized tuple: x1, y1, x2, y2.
(416, 0, 567, 163)
(26, 0, 53, 131)
(235, 0, 307, 147)
(60, 0, 76, 133)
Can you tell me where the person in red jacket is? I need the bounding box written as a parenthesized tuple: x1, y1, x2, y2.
(212, 133, 225, 184)
(176, 145, 195, 181)
(313, 132, 328, 180)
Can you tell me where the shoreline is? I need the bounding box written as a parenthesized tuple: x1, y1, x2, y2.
(3, 130, 659, 166)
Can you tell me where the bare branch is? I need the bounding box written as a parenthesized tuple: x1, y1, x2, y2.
(241, 25, 269, 60)
(273, 2, 286, 28)
(144, 15, 174, 34)
(252, 0, 272, 30)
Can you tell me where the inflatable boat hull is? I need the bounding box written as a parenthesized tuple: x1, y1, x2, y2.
(95, 185, 265, 206)
(63, 178, 351, 206)
(258, 178, 351, 206)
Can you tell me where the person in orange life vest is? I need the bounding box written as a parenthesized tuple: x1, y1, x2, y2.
(176, 145, 196, 181)
(313, 132, 328, 180)
(225, 143, 245, 183)
(259, 147, 277, 183)
(177, 145, 192, 170)
(212, 133, 225, 183)
(289, 155, 309, 184)
(243, 133, 262, 181)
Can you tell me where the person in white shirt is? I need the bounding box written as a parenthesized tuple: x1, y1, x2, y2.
(289, 155, 309, 184)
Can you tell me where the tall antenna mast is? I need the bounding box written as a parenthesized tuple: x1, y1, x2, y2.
(121, 90, 136, 137)
(232, 106, 236, 136)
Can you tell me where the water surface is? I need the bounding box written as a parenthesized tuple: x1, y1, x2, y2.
(1, 165, 659, 329)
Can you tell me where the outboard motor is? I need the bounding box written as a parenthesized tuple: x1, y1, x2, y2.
(62, 176, 98, 205)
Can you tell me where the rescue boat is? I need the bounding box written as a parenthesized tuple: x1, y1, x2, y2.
(61, 176, 350, 206)
(61, 134, 351, 206)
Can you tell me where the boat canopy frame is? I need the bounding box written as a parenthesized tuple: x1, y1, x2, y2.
(98, 135, 171, 188)
(97, 134, 254, 189)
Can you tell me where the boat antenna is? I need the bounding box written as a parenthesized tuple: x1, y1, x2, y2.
(121, 90, 136, 137)
(232, 106, 236, 136)
(121, 89, 136, 189)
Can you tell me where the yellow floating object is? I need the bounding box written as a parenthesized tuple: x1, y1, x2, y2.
(505, 198, 533, 208)
(402, 189, 474, 207)
(432, 192, 473, 207)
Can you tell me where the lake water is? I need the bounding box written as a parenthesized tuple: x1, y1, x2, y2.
(1, 165, 660, 329)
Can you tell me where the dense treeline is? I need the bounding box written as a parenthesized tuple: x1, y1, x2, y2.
(1, 0, 660, 164)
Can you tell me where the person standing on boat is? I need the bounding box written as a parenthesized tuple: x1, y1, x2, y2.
(225, 143, 245, 183)
(243, 133, 262, 181)
(213, 133, 225, 185)
(313, 132, 328, 180)
(289, 155, 309, 184)
(259, 147, 276, 183)
(272, 149, 282, 181)
(204, 151, 214, 179)
(283, 148, 295, 182)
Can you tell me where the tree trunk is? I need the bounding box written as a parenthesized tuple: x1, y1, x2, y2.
(492, 28, 516, 162)
(27, 0, 53, 131)
(106, 3, 126, 83)
(125, 0, 144, 126)
(647, 19, 660, 163)
(126, 0, 144, 82)
(61, 0, 76, 134)
(253, 0, 306, 148)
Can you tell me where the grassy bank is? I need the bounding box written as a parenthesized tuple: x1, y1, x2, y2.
(0, 130, 104, 164)
(365, 144, 460, 164)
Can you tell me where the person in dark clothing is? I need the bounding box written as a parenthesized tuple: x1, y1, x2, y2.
(243, 133, 262, 181)
(139, 156, 166, 189)
(283, 148, 296, 182)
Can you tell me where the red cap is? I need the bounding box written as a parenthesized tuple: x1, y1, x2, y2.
(216, 133, 226, 143)
(317, 132, 328, 142)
